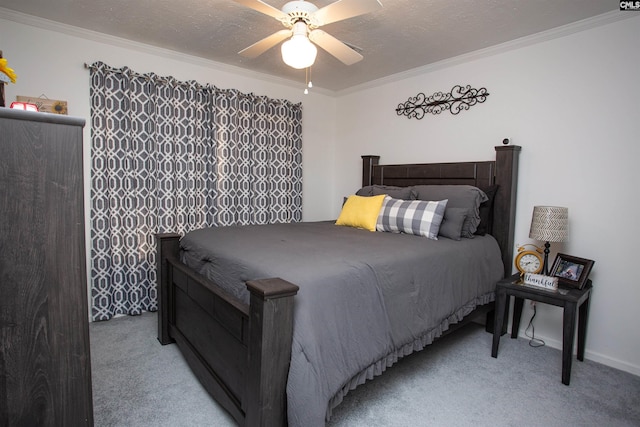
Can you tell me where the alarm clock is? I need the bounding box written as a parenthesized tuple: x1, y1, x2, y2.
(514, 243, 544, 275)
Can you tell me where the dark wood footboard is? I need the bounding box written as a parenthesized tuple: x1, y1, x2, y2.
(156, 233, 298, 426)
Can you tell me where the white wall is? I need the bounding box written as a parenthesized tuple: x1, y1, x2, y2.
(334, 14, 640, 375)
(0, 11, 337, 222)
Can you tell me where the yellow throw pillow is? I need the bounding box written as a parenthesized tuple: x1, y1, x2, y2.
(335, 194, 386, 231)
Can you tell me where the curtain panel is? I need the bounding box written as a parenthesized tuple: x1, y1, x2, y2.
(89, 61, 303, 321)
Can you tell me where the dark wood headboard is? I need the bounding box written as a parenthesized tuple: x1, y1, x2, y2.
(361, 145, 521, 277)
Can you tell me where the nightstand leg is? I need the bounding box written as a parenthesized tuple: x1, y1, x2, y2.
(492, 288, 507, 358)
(511, 297, 524, 339)
(562, 301, 577, 386)
(577, 296, 590, 362)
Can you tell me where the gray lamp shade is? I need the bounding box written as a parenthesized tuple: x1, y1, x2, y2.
(529, 206, 568, 242)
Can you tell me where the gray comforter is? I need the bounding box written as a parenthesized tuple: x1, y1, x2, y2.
(180, 221, 504, 426)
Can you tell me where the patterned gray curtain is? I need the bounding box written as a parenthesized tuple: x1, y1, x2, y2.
(89, 61, 303, 321)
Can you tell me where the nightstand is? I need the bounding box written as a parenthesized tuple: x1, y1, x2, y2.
(491, 273, 593, 385)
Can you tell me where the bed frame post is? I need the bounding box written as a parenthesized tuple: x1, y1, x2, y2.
(493, 145, 521, 277)
(245, 278, 300, 427)
(361, 155, 380, 186)
(155, 233, 180, 345)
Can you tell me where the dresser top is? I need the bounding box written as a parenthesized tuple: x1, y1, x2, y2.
(0, 107, 85, 127)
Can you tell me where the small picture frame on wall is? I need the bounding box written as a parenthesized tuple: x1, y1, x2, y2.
(550, 253, 595, 289)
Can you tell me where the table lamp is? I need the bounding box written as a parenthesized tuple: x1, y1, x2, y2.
(529, 206, 568, 275)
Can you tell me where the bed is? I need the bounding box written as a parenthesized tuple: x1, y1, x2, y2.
(155, 145, 520, 427)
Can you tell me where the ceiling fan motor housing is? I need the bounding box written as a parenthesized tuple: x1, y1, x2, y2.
(281, 0, 319, 28)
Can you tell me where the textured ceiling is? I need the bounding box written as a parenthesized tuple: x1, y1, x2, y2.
(0, 0, 617, 91)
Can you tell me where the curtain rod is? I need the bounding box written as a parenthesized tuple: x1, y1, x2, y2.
(83, 62, 302, 108)
(84, 62, 202, 87)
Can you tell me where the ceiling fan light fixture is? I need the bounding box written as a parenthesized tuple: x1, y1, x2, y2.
(281, 24, 317, 69)
(236, 0, 381, 68)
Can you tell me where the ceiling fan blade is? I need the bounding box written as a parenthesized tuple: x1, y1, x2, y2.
(239, 30, 292, 58)
(309, 30, 363, 65)
(233, 0, 288, 21)
(312, 0, 382, 26)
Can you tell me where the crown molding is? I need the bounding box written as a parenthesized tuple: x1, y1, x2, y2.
(1, 7, 634, 98)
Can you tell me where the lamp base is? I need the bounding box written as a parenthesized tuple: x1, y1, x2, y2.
(542, 241, 551, 275)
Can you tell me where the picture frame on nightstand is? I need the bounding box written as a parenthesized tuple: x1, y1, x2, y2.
(550, 253, 594, 290)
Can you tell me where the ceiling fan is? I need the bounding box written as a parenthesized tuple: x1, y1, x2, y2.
(234, 0, 383, 69)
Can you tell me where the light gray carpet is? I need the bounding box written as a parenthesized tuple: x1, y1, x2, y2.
(90, 312, 640, 426)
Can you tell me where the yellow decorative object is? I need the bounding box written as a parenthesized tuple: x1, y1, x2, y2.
(51, 100, 68, 115)
(0, 58, 17, 84)
(514, 243, 544, 275)
(335, 194, 386, 232)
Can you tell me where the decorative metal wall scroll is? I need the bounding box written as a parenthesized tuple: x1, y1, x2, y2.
(396, 85, 489, 120)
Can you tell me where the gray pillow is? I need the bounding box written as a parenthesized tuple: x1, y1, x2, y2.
(475, 185, 498, 236)
(356, 185, 416, 200)
(438, 208, 468, 241)
(410, 185, 488, 238)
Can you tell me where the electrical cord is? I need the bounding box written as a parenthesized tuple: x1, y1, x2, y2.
(524, 302, 545, 348)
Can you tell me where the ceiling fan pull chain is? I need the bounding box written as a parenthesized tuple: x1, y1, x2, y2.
(304, 67, 311, 94)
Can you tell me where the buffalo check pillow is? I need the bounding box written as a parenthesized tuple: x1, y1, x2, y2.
(376, 196, 448, 239)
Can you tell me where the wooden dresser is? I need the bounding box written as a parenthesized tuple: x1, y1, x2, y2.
(0, 108, 93, 426)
